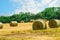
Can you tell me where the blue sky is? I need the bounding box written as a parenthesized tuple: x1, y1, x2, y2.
(0, 0, 60, 16)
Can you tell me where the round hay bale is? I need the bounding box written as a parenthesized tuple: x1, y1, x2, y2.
(0, 22, 3, 29)
(30, 19, 34, 22)
(48, 19, 60, 28)
(10, 21, 18, 26)
(20, 21, 24, 23)
(33, 20, 46, 30)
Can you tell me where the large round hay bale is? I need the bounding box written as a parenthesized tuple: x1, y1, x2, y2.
(0, 22, 3, 29)
(48, 19, 60, 28)
(10, 21, 18, 26)
(33, 19, 46, 30)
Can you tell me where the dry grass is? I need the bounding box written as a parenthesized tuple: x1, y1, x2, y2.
(0, 22, 60, 40)
(0, 28, 60, 40)
(0, 36, 59, 40)
(0, 22, 33, 35)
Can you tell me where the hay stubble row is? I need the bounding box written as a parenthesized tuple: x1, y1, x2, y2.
(2, 22, 33, 30)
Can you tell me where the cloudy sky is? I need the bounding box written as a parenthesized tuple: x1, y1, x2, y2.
(0, 0, 60, 16)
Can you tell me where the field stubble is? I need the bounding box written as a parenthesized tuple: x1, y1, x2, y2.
(0, 22, 60, 40)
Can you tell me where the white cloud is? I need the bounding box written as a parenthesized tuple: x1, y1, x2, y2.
(41, 0, 52, 4)
(35, 0, 52, 9)
(11, 0, 40, 14)
(48, 0, 60, 7)
(21, 0, 39, 13)
(10, 0, 60, 14)
(10, 0, 22, 2)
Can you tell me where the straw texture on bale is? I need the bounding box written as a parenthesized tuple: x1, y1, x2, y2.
(33, 19, 46, 30)
(48, 19, 60, 28)
(10, 21, 18, 26)
(0, 22, 3, 29)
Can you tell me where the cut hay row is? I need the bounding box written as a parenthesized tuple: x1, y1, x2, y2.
(48, 19, 60, 28)
(33, 19, 47, 30)
(10, 21, 18, 26)
(0, 22, 3, 29)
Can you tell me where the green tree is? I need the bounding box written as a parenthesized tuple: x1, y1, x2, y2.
(40, 7, 57, 20)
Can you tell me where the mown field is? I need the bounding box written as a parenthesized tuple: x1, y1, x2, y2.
(0, 22, 60, 40)
(0, 22, 33, 35)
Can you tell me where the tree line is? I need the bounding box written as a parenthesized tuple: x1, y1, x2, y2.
(0, 7, 60, 23)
